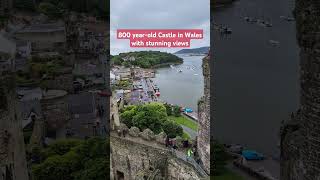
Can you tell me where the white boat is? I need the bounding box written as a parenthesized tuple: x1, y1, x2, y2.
(269, 40, 280, 46)
(280, 16, 295, 22)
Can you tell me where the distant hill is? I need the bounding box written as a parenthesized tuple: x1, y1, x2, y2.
(174, 47, 209, 55)
(111, 51, 183, 68)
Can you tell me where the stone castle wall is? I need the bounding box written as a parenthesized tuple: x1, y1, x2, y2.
(45, 69, 74, 93)
(41, 95, 70, 137)
(110, 135, 204, 180)
(281, 1, 320, 180)
(0, 76, 29, 180)
(197, 54, 210, 174)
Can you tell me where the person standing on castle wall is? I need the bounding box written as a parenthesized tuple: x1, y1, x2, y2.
(165, 136, 169, 147)
(122, 128, 128, 137)
(193, 147, 197, 158)
(172, 138, 177, 149)
(187, 148, 193, 161)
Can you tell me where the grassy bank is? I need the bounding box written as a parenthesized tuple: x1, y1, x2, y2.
(168, 116, 198, 131)
(182, 132, 191, 140)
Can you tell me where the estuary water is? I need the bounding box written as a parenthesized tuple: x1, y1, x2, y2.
(213, 0, 300, 156)
(152, 55, 205, 111)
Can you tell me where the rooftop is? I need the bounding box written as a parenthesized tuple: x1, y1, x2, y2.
(42, 90, 68, 100)
(17, 87, 42, 101)
(68, 92, 95, 114)
(17, 23, 65, 33)
(0, 33, 16, 55)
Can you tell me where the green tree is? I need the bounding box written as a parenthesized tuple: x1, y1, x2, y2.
(132, 103, 167, 133)
(41, 139, 82, 159)
(164, 103, 173, 116)
(212, 142, 230, 175)
(162, 120, 183, 138)
(111, 56, 123, 65)
(14, 0, 36, 10)
(119, 105, 137, 128)
(120, 103, 168, 134)
(38, 2, 63, 19)
(32, 138, 108, 180)
(112, 51, 183, 68)
(173, 105, 181, 117)
(72, 158, 107, 180)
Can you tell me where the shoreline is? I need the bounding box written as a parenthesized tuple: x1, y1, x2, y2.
(212, 0, 235, 9)
(151, 62, 182, 69)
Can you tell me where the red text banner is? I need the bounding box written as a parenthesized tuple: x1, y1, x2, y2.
(117, 29, 203, 48)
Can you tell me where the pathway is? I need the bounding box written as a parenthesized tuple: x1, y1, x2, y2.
(226, 162, 259, 180)
(181, 125, 197, 140)
(111, 132, 208, 177)
(110, 94, 120, 129)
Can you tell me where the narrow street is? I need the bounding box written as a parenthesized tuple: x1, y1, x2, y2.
(181, 125, 197, 140)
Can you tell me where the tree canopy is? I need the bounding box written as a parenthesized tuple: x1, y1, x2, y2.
(32, 138, 108, 180)
(120, 103, 183, 137)
(111, 51, 183, 68)
(212, 141, 230, 175)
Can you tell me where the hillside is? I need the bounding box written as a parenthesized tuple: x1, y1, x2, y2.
(111, 51, 183, 68)
(174, 47, 209, 55)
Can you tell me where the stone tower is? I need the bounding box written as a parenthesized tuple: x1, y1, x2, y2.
(281, 1, 320, 179)
(197, 52, 210, 174)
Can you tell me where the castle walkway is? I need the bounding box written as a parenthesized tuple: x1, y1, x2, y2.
(110, 132, 208, 177)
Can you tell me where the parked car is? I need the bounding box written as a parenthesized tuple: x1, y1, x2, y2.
(242, 150, 264, 160)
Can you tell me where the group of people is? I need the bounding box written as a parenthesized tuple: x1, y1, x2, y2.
(117, 128, 128, 138)
(164, 136, 200, 163)
(165, 136, 178, 149)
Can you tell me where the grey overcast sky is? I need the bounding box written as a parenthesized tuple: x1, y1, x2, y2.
(110, 0, 210, 55)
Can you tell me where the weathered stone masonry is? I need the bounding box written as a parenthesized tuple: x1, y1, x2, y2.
(281, 1, 320, 180)
(197, 54, 210, 174)
(110, 135, 204, 180)
(0, 75, 29, 180)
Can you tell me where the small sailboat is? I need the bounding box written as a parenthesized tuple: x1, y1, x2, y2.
(269, 40, 280, 46)
(280, 16, 295, 22)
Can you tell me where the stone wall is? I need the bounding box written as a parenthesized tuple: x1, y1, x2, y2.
(197, 54, 210, 174)
(110, 135, 204, 180)
(41, 94, 70, 137)
(0, 76, 29, 180)
(45, 68, 74, 93)
(281, 1, 320, 180)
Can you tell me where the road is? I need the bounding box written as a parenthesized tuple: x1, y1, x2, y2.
(181, 125, 197, 140)
(226, 162, 260, 180)
(247, 158, 280, 179)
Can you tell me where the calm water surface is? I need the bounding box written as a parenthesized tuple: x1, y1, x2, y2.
(213, 0, 300, 156)
(152, 55, 205, 111)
